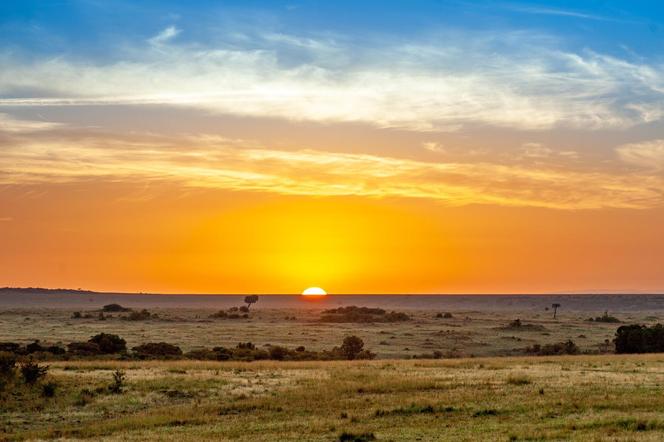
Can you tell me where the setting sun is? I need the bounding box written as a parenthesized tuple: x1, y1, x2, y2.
(302, 287, 327, 296)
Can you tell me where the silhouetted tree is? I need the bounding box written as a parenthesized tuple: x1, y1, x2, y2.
(552, 303, 561, 319)
(244, 295, 259, 310)
(340, 335, 365, 360)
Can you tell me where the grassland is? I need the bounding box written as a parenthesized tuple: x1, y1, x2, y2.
(1, 303, 662, 440)
(4, 355, 664, 441)
(0, 307, 644, 358)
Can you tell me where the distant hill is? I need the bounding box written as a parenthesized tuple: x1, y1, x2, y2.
(0, 287, 98, 295)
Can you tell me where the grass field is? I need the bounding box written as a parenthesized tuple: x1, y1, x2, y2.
(4, 354, 664, 441)
(0, 306, 641, 358)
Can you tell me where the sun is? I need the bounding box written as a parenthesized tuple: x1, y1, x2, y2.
(302, 287, 327, 296)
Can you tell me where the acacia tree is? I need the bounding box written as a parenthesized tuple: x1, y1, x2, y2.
(244, 295, 259, 310)
(552, 303, 561, 319)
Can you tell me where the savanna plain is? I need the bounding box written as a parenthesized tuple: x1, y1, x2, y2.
(2, 292, 664, 441)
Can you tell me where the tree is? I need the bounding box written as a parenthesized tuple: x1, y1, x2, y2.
(244, 295, 259, 310)
(551, 303, 561, 319)
(89, 333, 126, 354)
(340, 335, 365, 360)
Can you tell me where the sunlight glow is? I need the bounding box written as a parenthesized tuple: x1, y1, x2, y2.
(302, 287, 327, 296)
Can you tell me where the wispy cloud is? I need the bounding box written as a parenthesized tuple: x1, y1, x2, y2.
(0, 113, 62, 133)
(617, 139, 664, 170)
(0, 30, 662, 132)
(504, 3, 629, 22)
(1, 130, 662, 210)
(148, 26, 181, 46)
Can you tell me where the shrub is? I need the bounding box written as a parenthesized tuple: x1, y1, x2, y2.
(71, 311, 82, 319)
(109, 369, 126, 394)
(339, 432, 376, 442)
(239, 306, 249, 313)
(0, 351, 17, 379)
(0, 342, 23, 354)
(525, 340, 579, 356)
(26, 340, 44, 354)
(502, 319, 546, 331)
(588, 311, 621, 323)
(268, 346, 288, 360)
(89, 333, 126, 354)
(126, 309, 156, 321)
(340, 336, 365, 360)
(615, 324, 664, 353)
(75, 388, 95, 406)
(320, 306, 410, 323)
(20, 360, 48, 384)
(506, 374, 532, 385)
(132, 342, 182, 359)
(67, 341, 102, 356)
(42, 381, 57, 397)
(102, 303, 130, 312)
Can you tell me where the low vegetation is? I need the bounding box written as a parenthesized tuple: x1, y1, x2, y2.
(524, 340, 580, 356)
(615, 323, 664, 353)
(319, 306, 411, 323)
(500, 318, 546, 331)
(587, 311, 621, 323)
(3, 355, 664, 440)
(0, 334, 375, 362)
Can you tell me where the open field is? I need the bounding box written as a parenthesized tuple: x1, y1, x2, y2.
(2, 292, 661, 358)
(3, 293, 664, 440)
(4, 355, 664, 441)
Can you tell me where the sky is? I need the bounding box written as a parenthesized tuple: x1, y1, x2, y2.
(1, 1, 664, 294)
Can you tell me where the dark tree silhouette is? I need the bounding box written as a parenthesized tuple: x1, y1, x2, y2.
(340, 335, 365, 360)
(244, 295, 259, 310)
(552, 303, 561, 319)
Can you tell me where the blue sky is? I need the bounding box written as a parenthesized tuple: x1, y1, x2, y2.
(1, 1, 663, 60)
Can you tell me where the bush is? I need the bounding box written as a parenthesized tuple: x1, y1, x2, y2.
(340, 336, 365, 360)
(239, 306, 250, 313)
(339, 432, 376, 442)
(126, 309, 156, 321)
(588, 311, 621, 323)
(320, 306, 410, 323)
(102, 303, 130, 312)
(132, 342, 182, 359)
(20, 360, 48, 384)
(502, 319, 546, 331)
(67, 341, 102, 356)
(42, 381, 57, 397)
(615, 324, 664, 353)
(71, 311, 82, 319)
(109, 369, 125, 394)
(0, 351, 17, 379)
(525, 340, 579, 356)
(89, 333, 126, 354)
(0, 342, 23, 354)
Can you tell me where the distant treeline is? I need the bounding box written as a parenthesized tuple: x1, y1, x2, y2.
(0, 287, 97, 294)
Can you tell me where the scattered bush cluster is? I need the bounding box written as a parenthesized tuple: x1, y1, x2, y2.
(435, 312, 454, 319)
(320, 306, 411, 323)
(0, 334, 374, 361)
(587, 311, 621, 323)
(71, 304, 159, 321)
(615, 324, 664, 353)
(524, 340, 579, 356)
(501, 319, 546, 331)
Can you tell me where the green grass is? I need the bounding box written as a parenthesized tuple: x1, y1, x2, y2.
(3, 354, 664, 440)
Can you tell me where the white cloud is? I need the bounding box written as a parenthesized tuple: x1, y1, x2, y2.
(422, 142, 445, 153)
(0, 31, 662, 132)
(617, 139, 664, 170)
(148, 26, 181, 46)
(0, 113, 61, 133)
